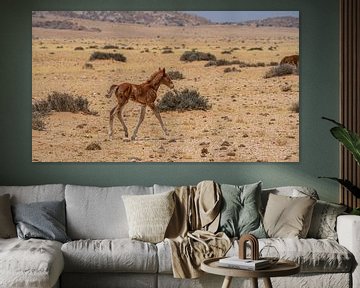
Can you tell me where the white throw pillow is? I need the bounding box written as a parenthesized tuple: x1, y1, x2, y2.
(122, 191, 175, 243)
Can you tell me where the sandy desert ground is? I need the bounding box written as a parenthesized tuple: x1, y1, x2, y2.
(32, 16, 299, 162)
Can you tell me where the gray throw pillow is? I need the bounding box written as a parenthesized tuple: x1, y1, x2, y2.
(307, 200, 347, 240)
(0, 194, 16, 238)
(12, 200, 70, 243)
(218, 182, 266, 238)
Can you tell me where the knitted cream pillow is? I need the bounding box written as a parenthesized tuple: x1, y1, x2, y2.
(122, 191, 175, 243)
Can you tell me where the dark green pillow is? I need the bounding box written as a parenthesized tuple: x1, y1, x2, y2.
(12, 200, 70, 243)
(218, 182, 266, 238)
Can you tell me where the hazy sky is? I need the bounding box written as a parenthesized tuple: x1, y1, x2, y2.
(186, 11, 299, 23)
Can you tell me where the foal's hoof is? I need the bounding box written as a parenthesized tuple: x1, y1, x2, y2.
(131, 135, 136, 141)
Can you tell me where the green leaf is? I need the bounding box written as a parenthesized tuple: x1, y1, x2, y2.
(330, 127, 360, 165)
(322, 117, 360, 165)
(319, 177, 360, 198)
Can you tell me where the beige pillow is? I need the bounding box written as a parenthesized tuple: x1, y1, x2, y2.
(122, 191, 175, 243)
(0, 194, 16, 238)
(263, 193, 316, 238)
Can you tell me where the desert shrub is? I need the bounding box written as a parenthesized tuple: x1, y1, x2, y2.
(83, 63, 94, 69)
(103, 44, 119, 49)
(89, 51, 126, 62)
(162, 48, 173, 54)
(224, 67, 240, 73)
(289, 102, 299, 113)
(32, 112, 46, 131)
(268, 61, 278, 66)
(74, 46, 84, 51)
(264, 64, 296, 78)
(157, 89, 211, 112)
(89, 45, 98, 49)
(167, 70, 184, 80)
(221, 50, 232, 54)
(180, 51, 216, 62)
(32, 99, 51, 131)
(86, 142, 101, 150)
(256, 62, 265, 67)
(205, 59, 241, 67)
(47, 92, 96, 114)
(247, 47, 263, 51)
(32, 99, 51, 115)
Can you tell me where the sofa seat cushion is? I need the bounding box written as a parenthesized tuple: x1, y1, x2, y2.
(0, 238, 64, 288)
(231, 238, 353, 273)
(157, 238, 353, 274)
(62, 239, 158, 273)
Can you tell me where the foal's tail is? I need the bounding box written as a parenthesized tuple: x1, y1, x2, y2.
(106, 84, 118, 98)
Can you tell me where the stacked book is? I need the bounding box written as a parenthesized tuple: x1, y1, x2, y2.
(218, 257, 271, 270)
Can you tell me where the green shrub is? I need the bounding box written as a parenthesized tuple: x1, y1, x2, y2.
(157, 89, 211, 112)
(180, 51, 216, 62)
(89, 51, 126, 62)
(264, 64, 296, 78)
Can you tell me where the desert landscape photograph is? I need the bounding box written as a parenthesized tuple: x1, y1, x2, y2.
(32, 11, 299, 162)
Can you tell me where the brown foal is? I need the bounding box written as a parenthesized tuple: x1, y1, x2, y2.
(106, 68, 174, 140)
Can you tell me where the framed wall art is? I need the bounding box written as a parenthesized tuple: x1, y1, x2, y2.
(32, 11, 299, 162)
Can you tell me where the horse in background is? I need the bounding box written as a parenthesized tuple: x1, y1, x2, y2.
(280, 54, 299, 68)
(106, 68, 174, 140)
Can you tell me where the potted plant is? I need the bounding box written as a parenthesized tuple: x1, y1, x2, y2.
(320, 117, 360, 215)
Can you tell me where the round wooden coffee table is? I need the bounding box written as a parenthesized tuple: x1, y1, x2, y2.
(201, 257, 300, 288)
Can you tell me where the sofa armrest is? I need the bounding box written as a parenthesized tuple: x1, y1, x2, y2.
(337, 215, 360, 288)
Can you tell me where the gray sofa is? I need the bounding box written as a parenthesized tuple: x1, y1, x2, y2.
(0, 184, 359, 288)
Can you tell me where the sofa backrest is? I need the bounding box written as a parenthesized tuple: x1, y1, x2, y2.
(0, 184, 65, 204)
(65, 184, 154, 240)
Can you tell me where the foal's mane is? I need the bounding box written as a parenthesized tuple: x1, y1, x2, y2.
(145, 69, 163, 85)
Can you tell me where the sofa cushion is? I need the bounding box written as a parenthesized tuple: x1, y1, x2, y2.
(122, 191, 175, 243)
(0, 194, 16, 238)
(218, 182, 266, 238)
(12, 200, 70, 243)
(263, 193, 316, 238)
(0, 184, 65, 204)
(261, 186, 319, 213)
(0, 238, 64, 288)
(61, 239, 158, 273)
(158, 237, 353, 274)
(65, 185, 153, 239)
(307, 200, 347, 240)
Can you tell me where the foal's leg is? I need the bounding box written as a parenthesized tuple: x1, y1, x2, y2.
(108, 105, 117, 140)
(131, 105, 146, 140)
(148, 103, 169, 136)
(116, 103, 129, 138)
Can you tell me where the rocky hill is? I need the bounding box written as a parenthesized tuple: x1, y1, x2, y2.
(32, 11, 211, 26)
(242, 16, 299, 28)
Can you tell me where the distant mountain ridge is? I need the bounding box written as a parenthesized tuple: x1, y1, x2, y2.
(242, 16, 299, 28)
(32, 11, 211, 26)
(32, 11, 299, 28)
